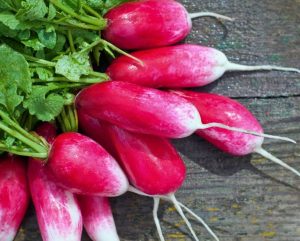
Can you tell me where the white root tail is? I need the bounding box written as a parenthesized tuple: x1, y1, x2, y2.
(169, 194, 200, 241)
(199, 122, 296, 144)
(153, 198, 165, 241)
(128, 186, 166, 241)
(255, 147, 300, 177)
(178, 202, 220, 241)
(189, 12, 234, 21)
(128, 186, 219, 241)
(226, 62, 300, 73)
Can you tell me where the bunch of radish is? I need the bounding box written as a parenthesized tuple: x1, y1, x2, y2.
(1, 0, 299, 240)
(78, 0, 299, 240)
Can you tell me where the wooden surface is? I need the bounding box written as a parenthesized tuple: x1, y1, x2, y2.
(17, 0, 300, 240)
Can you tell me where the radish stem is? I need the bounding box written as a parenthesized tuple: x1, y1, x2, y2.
(255, 147, 300, 177)
(49, 0, 106, 28)
(101, 40, 144, 66)
(0, 144, 46, 158)
(0, 122, 46, 155)
(82, 3, 102, 19)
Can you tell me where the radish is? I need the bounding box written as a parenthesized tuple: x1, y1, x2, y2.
(75, 81, 294, 142)
(78, 112, 220, 241)
(0, 155, 29, 241)
(77, 113, 185, 194)
(28, 122, 83, 241)
(103, 0, 232, 50)
(77, 195, 120, 241)
(29, 160, 83, 241)
(47, 132, 129, 196)
(172, 90, 300, 177)
(106, 44, 300, 88)
(1, 116, 129, 197)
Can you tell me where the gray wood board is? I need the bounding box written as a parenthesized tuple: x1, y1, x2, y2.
(17, 0, 300, 240)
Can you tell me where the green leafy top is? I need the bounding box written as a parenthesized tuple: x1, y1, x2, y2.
(0, 0, 133, 159)
(0, 45, 31, 114)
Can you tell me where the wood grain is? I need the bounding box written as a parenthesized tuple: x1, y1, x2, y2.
(18, 0, 300, 240)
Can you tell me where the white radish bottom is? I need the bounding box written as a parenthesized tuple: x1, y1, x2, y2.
(0, 229, 16, 241)
(92, 227, 120, 241)
(128, 186, 219, 241)
(210, 47, 300, 75)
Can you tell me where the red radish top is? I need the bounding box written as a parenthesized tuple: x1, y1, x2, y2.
(103, 0, 191, 49)
(108, 124, 186, 195)
(0, 155, 29, 241)
(35, 122, 57, 144)
(78, 111, 117, 157)
(78, 196, 113, 222)
(78, 113, 186, 195)
(75, 81, 201, 138)
(48, 132, 129, 196)
(106, 44, 226, 88)
(173, 91, 264, 155)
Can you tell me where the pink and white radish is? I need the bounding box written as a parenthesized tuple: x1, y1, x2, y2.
(103, 0, 232, 50)
(29, 161, 83, 241)
(78, 112, 220, 241)
(76, 81, 200, 138)
(75, 81, 294, 142)
(77, 195, 120, 241)
(106, 44, 300, 88)
(172, 90, 300, 177)
(28, 122, 83, 241)
(0, 155, 29, 241)
(47, 132, 129, 196)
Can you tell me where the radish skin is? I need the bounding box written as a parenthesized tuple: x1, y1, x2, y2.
(28, 122, 83, 241)
(78, 112, 219, 241)
(106, 44, 300, 88)
(172, 91, 300, 177)
(77, 196, 120, 241)
(0, 155, 29, 241)
(95, 123, 186, 196)
(76, 81, 295, 143)
(76, 81, 201, 138)
(28, 161, 83, 241)
(48, 132, 129, 196)
(103, 0, 232, 50)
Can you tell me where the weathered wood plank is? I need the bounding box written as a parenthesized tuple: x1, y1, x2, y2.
(17, 0, 300, 240)
(185, 0, 300, 97)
